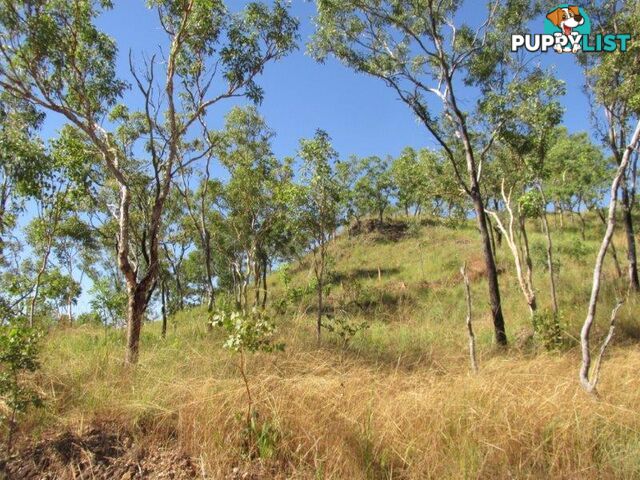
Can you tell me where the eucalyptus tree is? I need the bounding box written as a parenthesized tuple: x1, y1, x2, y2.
(215, 106, 292, 312)
(352, 155, 396, 223)
(581, 0, 640, 293)
(546, 130, 609, 239)
(0, 0, 298, 363)
(578, 1, 640, 393)
(297, 130, 342, 342)
(176, 154, 222, 312)
(161, 189, 193, 312)
(311, 0, 535, 344)
(392, 148, 422, 217)
(483, 70, 565, 319)
(0, 96, 48, 264)
(392, 147, 444, 217)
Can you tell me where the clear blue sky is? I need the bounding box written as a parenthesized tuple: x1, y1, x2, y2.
(34, 1, 598, 314)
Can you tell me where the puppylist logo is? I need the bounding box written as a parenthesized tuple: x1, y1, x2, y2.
(511, 4, 631, 54)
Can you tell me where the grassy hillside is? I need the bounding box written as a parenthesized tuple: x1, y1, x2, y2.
(9, 215, 640, 479)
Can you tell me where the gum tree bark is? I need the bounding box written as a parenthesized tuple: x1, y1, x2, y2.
(580, 119, 640, 393)
(461, 263, 478, 373)
(486, 181, 536, 319)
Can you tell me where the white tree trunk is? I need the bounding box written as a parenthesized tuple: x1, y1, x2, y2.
(580, 119, 640, 393)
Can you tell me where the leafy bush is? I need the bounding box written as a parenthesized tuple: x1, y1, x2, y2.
(323, 313, 369, 350)
(76, 312, 104, 326)
(210, 307, 284, 457)
(274, 265, 317, 313)
(0, 319, 42, 449)
(532, 311, 564, 351)
(531, 241, 561, 272)
(211, 308, 284, 354)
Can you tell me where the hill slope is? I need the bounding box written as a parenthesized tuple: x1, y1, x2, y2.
(6, 216, 640, 479)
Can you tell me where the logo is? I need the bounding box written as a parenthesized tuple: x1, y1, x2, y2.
(511, 4, 630, 54)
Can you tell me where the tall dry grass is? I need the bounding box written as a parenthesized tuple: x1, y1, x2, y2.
(30, 314, 640, 479)
(21, 215, 640, 478)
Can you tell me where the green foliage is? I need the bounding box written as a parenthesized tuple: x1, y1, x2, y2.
(211, 307, 284, 355)
(0, 319, 42, 447)
(518, 190, 544, 218)
(323, 313, 369, 349)
(89, 278, 127, 326)
(76, 312, 104, 326)
(581, 2, 640, 114)
(242, 413, 281, 460)
(545, 129, 609, 212)
(532, 311, 564, 351)
(530, 241, 561, 272)
(274, 265, 316, 313)
(352, 155, 396, 222)
(558, 240, 592, 264)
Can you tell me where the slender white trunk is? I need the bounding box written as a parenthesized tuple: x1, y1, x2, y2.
(580, 119, 640, 393)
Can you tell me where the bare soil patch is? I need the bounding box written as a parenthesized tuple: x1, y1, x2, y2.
(1, 426, 198, 479)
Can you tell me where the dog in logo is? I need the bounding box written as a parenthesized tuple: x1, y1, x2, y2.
(546, 6, 585, 52)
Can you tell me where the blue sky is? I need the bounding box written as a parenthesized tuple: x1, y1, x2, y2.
(38, 1, 595, 163)
(34, 1, 599, 314)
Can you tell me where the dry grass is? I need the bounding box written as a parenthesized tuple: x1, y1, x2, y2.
(17, 214, 640, 478)
(27, 315, 640, 479)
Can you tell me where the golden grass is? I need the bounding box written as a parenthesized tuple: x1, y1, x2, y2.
(22, 215, 640, 478)
(30, 316, 640, 479)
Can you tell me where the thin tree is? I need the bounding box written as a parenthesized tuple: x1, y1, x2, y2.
(460, 263, 478, 373)
(0, 0, 298, 363)
(580, 120, 640, 393)
(581, 0, 640, 292)
(297, 130, 342, 343)
(312, 0, 537, 345)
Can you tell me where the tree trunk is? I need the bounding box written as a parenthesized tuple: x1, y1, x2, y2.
(519, 215, 537, 315)
(621, 187, 639, 292)
(261, 259, 268, 310)
(538, 186, 558, 316)
(29, 241, 53, 327)
(461, 262, 478, 373)
(67, 295, 73, 325)
(486, 211, 497, 261)
(125, 287, 147, 365)
(161, 281, 167, 339)
(472, 191, 507, 345)
(580, 119, 640, 393)
(596, 207, 623, 278)
(486, 186, 536, 322)
(577, 210, 586, 241)
(316, 278, 323, 344)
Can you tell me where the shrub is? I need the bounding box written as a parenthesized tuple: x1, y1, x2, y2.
(558, 240, 592, 263)
(0, 318, 42, 450)
(210, 307, 284, 458)
(532, 310, 565, 351)
(322, 312, 369, 350)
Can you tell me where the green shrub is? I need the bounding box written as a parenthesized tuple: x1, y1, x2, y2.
(532, 310, 565, 351)
(0, 318, 42, 450)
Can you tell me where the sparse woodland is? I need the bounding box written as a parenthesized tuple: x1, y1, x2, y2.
(0, 1, 639, 478)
